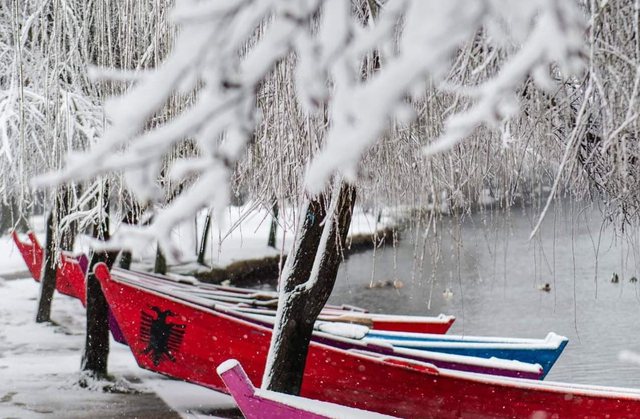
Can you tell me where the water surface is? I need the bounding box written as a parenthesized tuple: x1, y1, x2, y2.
(329, 202, 640, 387)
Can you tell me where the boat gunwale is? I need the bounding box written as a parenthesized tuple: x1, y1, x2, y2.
(363, 337, 566, 351)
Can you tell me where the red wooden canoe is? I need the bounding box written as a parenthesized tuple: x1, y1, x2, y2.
(115, 268, 455, 334)
(94, 262, 640, 418)
(12, 231, 87, 305)
(11, 231, 127, 343)
(110, 270, 546, 379)
(12, 232, 455, 334)
(217, 359, 396, 418)
(11, 233, 539, 378)
(12, 231, 43, 280)
(13, 232, 455, 343)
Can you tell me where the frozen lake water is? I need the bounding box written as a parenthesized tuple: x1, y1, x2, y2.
(329, 201, 640, 388)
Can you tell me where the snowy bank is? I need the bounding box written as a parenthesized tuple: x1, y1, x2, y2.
(0, 277, 238, 418)
(14, 204, 396, 285)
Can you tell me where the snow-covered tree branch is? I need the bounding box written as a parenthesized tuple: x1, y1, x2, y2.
(37, 0, 587, 259)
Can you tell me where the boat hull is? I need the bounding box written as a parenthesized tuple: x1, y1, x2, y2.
(120, 268, 456, 334)
(214, 308, 544, 379)
(11, 232, 456, 335)
(8, 233, 558, 378)
(12, 231, 87, 304)
(112, 269, 544, 379)
(94, 263, 640, 418)
(12, 231, 126, 344)
(388, 342, 565, 379)
(365, 331, 568, 378)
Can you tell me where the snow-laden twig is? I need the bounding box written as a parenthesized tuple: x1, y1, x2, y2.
(31, 0, 590, 259)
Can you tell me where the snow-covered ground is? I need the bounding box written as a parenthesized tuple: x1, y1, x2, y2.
(0, 205, 393, 418)
(0, 276, 237, 418)
(132, 204, 393, 272)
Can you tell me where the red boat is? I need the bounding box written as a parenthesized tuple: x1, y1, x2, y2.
(11, 231, 127, 343)
(12, 231, 456, 334)
(12, 231, 86, 305)
(94, 263, 640, 418)
(115, 268, 455, 334)
(110, 269, 546, 379)
(12, 232, 543, 379)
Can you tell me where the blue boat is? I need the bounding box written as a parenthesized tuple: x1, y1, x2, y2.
(363, 331, 568, 378)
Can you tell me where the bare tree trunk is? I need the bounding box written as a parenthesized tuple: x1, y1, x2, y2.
(59, 186, 77, 251)
(0, 200, 13, 234)
(36, 187, 73, 323)
(118, 248, 133, 270)
(81, 182, 117, 379)
(0, 197, 28, 234)
(263, 182, 356, 395)
(118, 203, 140, 270)
(267, 199, 279, 248)
(154, 244, 167, 274)
(81, 251, 115, 379)
(35, 211, 57, 323)
(197, 210, 212, 265)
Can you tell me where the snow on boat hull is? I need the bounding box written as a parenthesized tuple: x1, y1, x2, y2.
(94, 263, 640, 418)
(217, 359, 396, 419)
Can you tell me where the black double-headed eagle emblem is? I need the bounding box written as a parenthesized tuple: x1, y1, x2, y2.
(140, 307, 186, 366)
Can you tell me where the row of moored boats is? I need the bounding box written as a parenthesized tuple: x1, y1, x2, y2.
(12, 231, 640, 418)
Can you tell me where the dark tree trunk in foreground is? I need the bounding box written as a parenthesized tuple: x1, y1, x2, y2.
(263, 182, 356, 395)
(81, 183, 117, 379)
(36, 187, 73, 323)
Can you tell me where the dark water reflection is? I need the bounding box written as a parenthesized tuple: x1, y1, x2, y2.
(328, 202, 640, 387)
